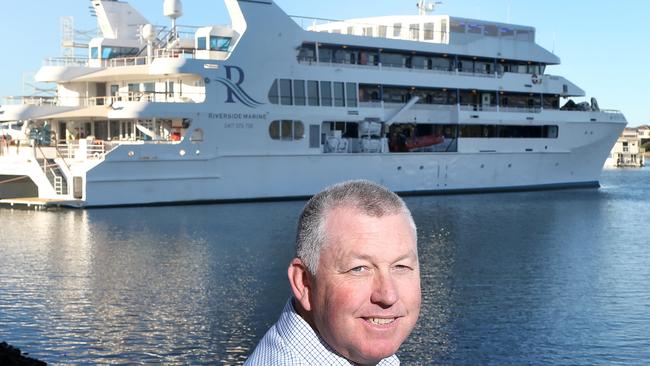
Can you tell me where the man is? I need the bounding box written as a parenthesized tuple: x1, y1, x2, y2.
(246, 180, 421, 365)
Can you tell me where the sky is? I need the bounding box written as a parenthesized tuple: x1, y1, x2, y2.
(0, 0, 648, 126)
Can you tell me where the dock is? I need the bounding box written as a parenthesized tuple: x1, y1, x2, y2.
(0, 197, 82, 209)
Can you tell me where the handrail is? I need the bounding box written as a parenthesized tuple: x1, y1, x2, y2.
(54, 144, 72, 172)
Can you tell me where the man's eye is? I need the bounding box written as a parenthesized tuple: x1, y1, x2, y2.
(350, 266, 368, 273)
(394, 265, 412, 272)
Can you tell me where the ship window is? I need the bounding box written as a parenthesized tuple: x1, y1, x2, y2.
(475, 61, 492, 74)
(441, 19, 448, 42)
(166, 81, 175, 97)
(468, 24, 482, 35)
(280, 79, 292, 105)
(269, 120, 304, 140)
(333, 82, 345, 107)
(347, 26, 355, 35)
(190, 128, 204, 143)
(294, 80, 306, 106)
(423, 23, 434, 40)
(500, 27, 515, 38)
(382, 53, 405, 68)
(281, 120, 293, 139)
(269, 120, 280, 139)
(412, 56, 427, 69)
(321, 81, 332, 106)
(210, 36, 231, 51)
(298, 43, 315, 62)
(268, 79, 279, 104)
(91, 47, 99, 59)
(363, 27, 373, 37)
(545, 126, 558, 138)
(515, 30, 531, 41)
(456, 124, 559, 139)
(484, 25, 498, 37)
(359, 84, 381, 102)
(101, 46, 139, 59)
(346, 83, 357, 107)
(294, 121, 305, 139)
(393, 23, 402, 37)
(307, 80, 319, 106)
(409, 24, 420, 40)
(197, 37, 207, 50)
(431, 57, 450, 71)
(450, 20, 465, 33)
(319, 47, 333, 63)
(378, 25, 387, 38)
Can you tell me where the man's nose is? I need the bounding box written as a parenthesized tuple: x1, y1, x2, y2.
(370, 271, 398, 307)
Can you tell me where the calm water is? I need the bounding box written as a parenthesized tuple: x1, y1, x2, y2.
(1, 168, 649, 365)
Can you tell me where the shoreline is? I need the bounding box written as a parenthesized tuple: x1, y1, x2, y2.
(0, 342, 46, 366)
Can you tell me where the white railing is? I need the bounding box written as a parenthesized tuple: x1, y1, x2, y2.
(57, 140, 109, 160)
(84, 91, 205, 106)
(43, 57, 89, 67)
(0, 96, 57, 106)
(298, 59, 501, 79)
(2, 91, 206, 108)
(601, 109, 623, 115)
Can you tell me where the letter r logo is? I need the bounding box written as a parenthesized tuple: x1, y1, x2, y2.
(214, 65, 264, 108)
(224, 66, 245, 104)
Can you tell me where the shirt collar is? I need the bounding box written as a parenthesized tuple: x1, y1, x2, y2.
(275, 298, 400, 365)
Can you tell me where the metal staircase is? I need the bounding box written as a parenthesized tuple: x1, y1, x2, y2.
(35, 157, 68, 196)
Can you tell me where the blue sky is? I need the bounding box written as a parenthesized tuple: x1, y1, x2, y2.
(1, 0, 648, 126)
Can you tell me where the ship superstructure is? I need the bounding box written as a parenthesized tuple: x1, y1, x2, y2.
(0, 0, 626, 207)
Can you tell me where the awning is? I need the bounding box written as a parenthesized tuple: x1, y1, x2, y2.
(73, 65, 150, 82)
(39, 105, 110, 120)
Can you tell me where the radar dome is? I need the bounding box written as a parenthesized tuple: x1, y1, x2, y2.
(163, 0, 183, 19)
(142, 24, 156, 41)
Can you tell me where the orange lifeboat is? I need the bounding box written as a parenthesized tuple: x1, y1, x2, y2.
(405, 135, 444, 150)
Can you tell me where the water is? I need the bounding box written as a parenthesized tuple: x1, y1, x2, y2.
(1, 168, 649, 365)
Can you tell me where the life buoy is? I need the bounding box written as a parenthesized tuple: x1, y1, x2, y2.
(531, 74, 542, 85)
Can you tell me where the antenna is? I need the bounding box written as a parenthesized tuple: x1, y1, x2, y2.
(417, 0, 442, 16)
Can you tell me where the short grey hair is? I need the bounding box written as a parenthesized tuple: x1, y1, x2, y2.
(295, 180, 416, 275)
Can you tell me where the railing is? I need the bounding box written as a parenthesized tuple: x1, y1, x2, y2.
(42, 48, 199, 70)
(43, 57, 89, 67)
(57, 140, 108, 160)
(0, 96, 57, 106)
(298, 58, 502, 79)
(601, 109, 623, 115)
(84, 91, 205, 106)
(2, 91, 206, 108)
(359, 102, 546, 114)
(290, 15, 452, 44)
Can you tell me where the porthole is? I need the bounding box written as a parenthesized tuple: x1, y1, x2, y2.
(179, 149, 186, 156)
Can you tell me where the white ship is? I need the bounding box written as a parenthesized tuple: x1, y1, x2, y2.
(0, 0, 626, 207)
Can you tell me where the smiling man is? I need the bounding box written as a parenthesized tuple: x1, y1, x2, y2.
(246, 180, 421, 365)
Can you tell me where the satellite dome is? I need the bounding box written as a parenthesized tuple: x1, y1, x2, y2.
(163, 0, 183, 20)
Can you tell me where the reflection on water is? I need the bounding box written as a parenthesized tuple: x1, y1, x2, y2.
(1, 169, 650, 365)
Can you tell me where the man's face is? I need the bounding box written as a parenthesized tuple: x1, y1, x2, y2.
(310, 206, 421, 365)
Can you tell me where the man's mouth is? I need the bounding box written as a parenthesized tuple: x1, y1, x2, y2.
(365, 317, 397, 325)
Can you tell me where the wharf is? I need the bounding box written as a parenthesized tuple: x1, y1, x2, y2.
(0, 197, 80, 209)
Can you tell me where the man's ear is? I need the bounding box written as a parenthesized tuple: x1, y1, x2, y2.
(288, 258, 313, 312)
